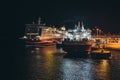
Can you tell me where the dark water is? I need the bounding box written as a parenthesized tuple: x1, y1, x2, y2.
(12, 42, 120, 80)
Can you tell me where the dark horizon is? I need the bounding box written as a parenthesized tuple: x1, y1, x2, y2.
(16, 1, 120, 35)
(4, 0, 120, 37)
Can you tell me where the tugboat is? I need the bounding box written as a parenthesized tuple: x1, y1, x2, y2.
(60, 21, 92, 56)
(90, 48, 111, 59)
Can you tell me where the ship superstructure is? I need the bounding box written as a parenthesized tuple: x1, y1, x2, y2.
(63, 21, 92, 41)
(24, 17, 43, 40)
(60, 21, 92, 55)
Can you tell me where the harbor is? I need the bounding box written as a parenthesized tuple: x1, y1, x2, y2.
(13, 18, 120, 80)
(13, 1, 120, 80)
(20, 18, 120, 59)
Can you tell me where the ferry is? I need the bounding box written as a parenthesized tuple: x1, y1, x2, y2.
(21, 17, 63, 46)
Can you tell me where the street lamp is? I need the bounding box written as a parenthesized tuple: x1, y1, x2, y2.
(96, 28, 99, 36)
(99, 29, 101, 36)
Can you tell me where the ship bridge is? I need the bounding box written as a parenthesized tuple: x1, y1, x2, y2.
(63, 21, 92, 41)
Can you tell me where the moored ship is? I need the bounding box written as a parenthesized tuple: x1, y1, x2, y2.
(62, 39, 92, 53)
(90, 48, 111, 59)
(21, 17, 63, 47)
(59, 21, 92, 55)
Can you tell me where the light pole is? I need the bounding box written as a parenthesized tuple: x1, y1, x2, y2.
(99, 29, 101, 36)
(96, 28, 99, 36)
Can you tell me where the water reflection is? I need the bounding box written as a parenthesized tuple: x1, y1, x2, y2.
(15, 45, 120, 80)
(24, 46, 64, 80)
(92, 60, 110, 80)
(61, 59, 94, 80)
(27, 45, 56, 55)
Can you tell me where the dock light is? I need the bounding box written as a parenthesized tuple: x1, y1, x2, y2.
(96, 28, 99, 36)
(61, 26, 66, 31)
(22, 36, 27, 39)
(55, 34, 61, 37)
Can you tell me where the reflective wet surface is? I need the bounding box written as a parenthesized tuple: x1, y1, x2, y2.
(12, 44, 120, 80)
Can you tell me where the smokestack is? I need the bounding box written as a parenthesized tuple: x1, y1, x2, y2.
(81, 21, 84, 26)
(78, 21, 80, 27)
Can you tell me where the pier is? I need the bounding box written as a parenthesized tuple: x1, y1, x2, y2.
(92, 35, 120, 50)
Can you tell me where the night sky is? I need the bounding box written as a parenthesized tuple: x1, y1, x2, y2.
(14, 0, 120, 36)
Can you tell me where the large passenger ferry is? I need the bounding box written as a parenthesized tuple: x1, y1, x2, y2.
(21, 17, 63, 46)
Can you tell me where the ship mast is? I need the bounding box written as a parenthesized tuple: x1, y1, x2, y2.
(38, 17, 41, 25)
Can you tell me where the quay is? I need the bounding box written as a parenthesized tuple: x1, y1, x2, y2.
(104, 43, 120, 50)
(92, 35, 120, 51)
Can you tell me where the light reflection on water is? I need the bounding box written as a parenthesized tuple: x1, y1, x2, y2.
(61, 58, 94, 80)
(14, 45, 120, 80)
